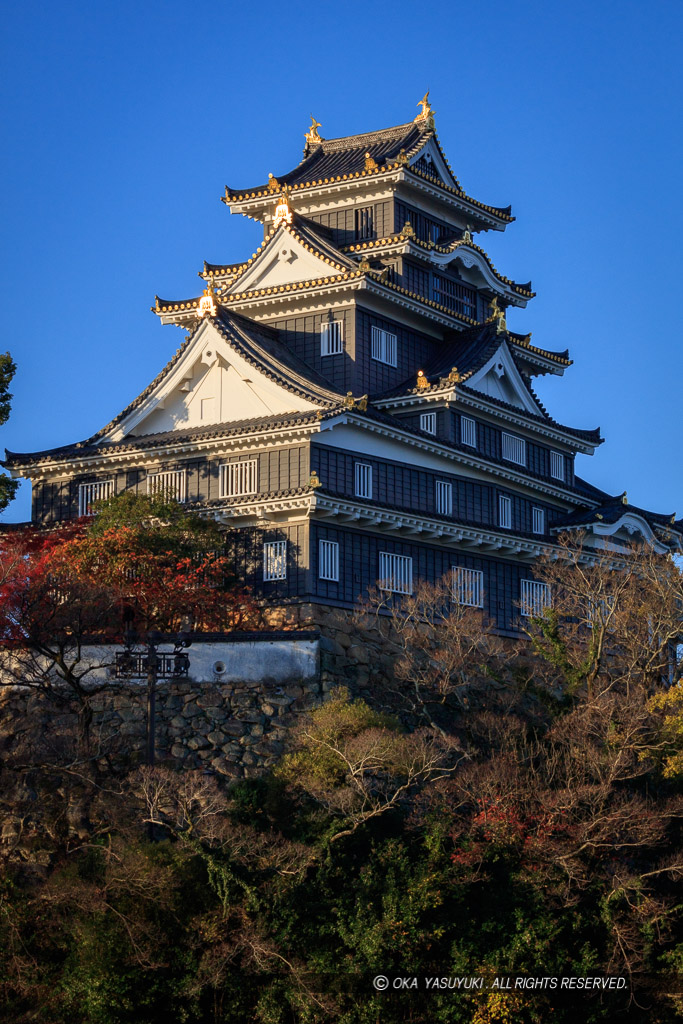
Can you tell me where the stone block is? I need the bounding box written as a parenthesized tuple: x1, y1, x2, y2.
(347, 645, 370, 665)
(207, 730, 226, 746)
(187, 735, 210, 751)
(182, 704, 202, 719)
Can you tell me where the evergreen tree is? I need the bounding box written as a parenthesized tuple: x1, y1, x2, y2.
(0, 352, 18, 513)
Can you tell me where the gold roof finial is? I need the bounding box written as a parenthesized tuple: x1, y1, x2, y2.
(487, 296, 507, 333)
(197, 286, 217, 318)
(462, 224, 473, 244)
(448, 366, 461, 383)
(308, 470, 322, 489)
(414, 91, 435, 128)
(273, 188, 293, 229)
(267, 173, 280, 193)
(621, 492, 628, 505)
(304, 115, 323, 146)
(364, 151, 378, 172)
(416, 370, 429, 389)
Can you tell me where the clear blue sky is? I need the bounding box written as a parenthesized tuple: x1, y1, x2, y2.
(1, 0, 681, 522)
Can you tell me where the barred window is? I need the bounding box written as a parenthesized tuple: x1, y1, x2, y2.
(532, 507, 545, 535)
(461, 416, 476, 447)
(498, 494, 512, 529)
(355, 462, 373, 499)
(263, 541, 287, 581)
(354, 206, 374, 240)
(550, 451, 565, 481)
(147, 469, 186, 502)
(318, 540, 340, 582)
(520, 579, 551, 617)
(452, 567, 484, 608)
(420, 412, 437, 435)
(371, 326, 397, 366)
(321, 321, 343, 356)
(378, 552, 413, 594)
(78, 480, 115, 517)
(435, 480, 452, 516)
(220, 460, 258, 498)
(502, 432, 526, 466)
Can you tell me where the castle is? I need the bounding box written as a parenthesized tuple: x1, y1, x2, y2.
(6, 96, 681, 633)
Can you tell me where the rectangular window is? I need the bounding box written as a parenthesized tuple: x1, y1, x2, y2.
(78, 479, 115, 517)
(420, 412, 436, 435)
(147, 469, 186, 502)
(452, 566, 484, 608)
(370, 326, 397, 366)
(532, 507, 545, 535)
(502, 432, 526, 466)
(321, 320, 343, 356)
(461, 416, 476, 447)
(498, 494, 512, 529)
(219, 459, 258, 498)
(263, 540, 287, 581)
(318, 539, 340, 582)
(435, 480, 453, 516)
(355, 462, 373, 499)
(379, 552, 413, 594)
(354, 206, 374, 240)
(550, 451, 565, 481)
(520, 579, 551, 617)
(431, 274, 477, 319)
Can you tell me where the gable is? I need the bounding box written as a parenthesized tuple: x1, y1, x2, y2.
(227, 225, 342, 294)
(102, 320, 320, 442)
(465, 343, 540, 415)
(409, 138, 458, 189)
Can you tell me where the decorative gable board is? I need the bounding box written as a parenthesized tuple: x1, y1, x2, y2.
(466, 343, 541, 415)
(409, 138, 458, 189)
(103, 319, 320, 442)
(228, 226, 341, 294)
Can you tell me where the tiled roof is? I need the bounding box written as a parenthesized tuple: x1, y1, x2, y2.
(222, 120, 513, 224)
(373, 322, 601, 445)
(342, 233, 534, 297)
(552, 496, 683, 537)
(4, 410, 340, 467)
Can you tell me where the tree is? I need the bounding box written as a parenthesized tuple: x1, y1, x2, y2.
(0, 494, 258, 758)
(0, 352, 18, 513)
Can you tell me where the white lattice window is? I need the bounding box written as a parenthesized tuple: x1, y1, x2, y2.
(379, 552, 413, 594)
(321, 321, 343, 356)
(452, 567, 484, 608)
(371, 326, 397, 366)
(220, 460, 258, 498)
(498, 494, 512, 529)
(435, 480, 453, 516)
(355, 462, 373, 499)
(147, 469, 186, 502)
(319, 540, 340, 581)
(78, 480, 115, 517)
(532, 507, 545, 535)
(502, 432, 526, 466)
(461, 416, 476, 447)
(420, 412, 437, 435)
(520, 579, 551, 617)
(263, 540, 287, 581)
(550, 451, 565, 481)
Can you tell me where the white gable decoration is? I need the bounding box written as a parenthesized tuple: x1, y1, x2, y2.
(102, 319, 320, 442)
(466, 343, 540, 414)
(228, 225, 341, 294)
(409, 138, 458, 189)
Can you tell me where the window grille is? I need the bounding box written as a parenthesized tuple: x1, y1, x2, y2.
(435, 480, 452, 516)
(319, 540, 340, 581)
(354, 206, 374, 240)
(550, 451, 565, 481)
(520, 579, 551, 617)
(147, 469, 186, 502)
(371, 326, 397, 366)
(432, 275, 477, 319)
(78, 480, 115, 517)
(498, 494, 512, 529)
(452, 567, 484, 608)
(379, 552, 413, 594)
(532, 507, 545, 535)
(263, 540, 287, 581)
(502, 432, 526, 466)
(355, 462, 373, 499)
(420, 412, 437, 435)
(461, 416, 476, 447)
(321, 321, 343, 356)
(220, 460, 258, 498)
